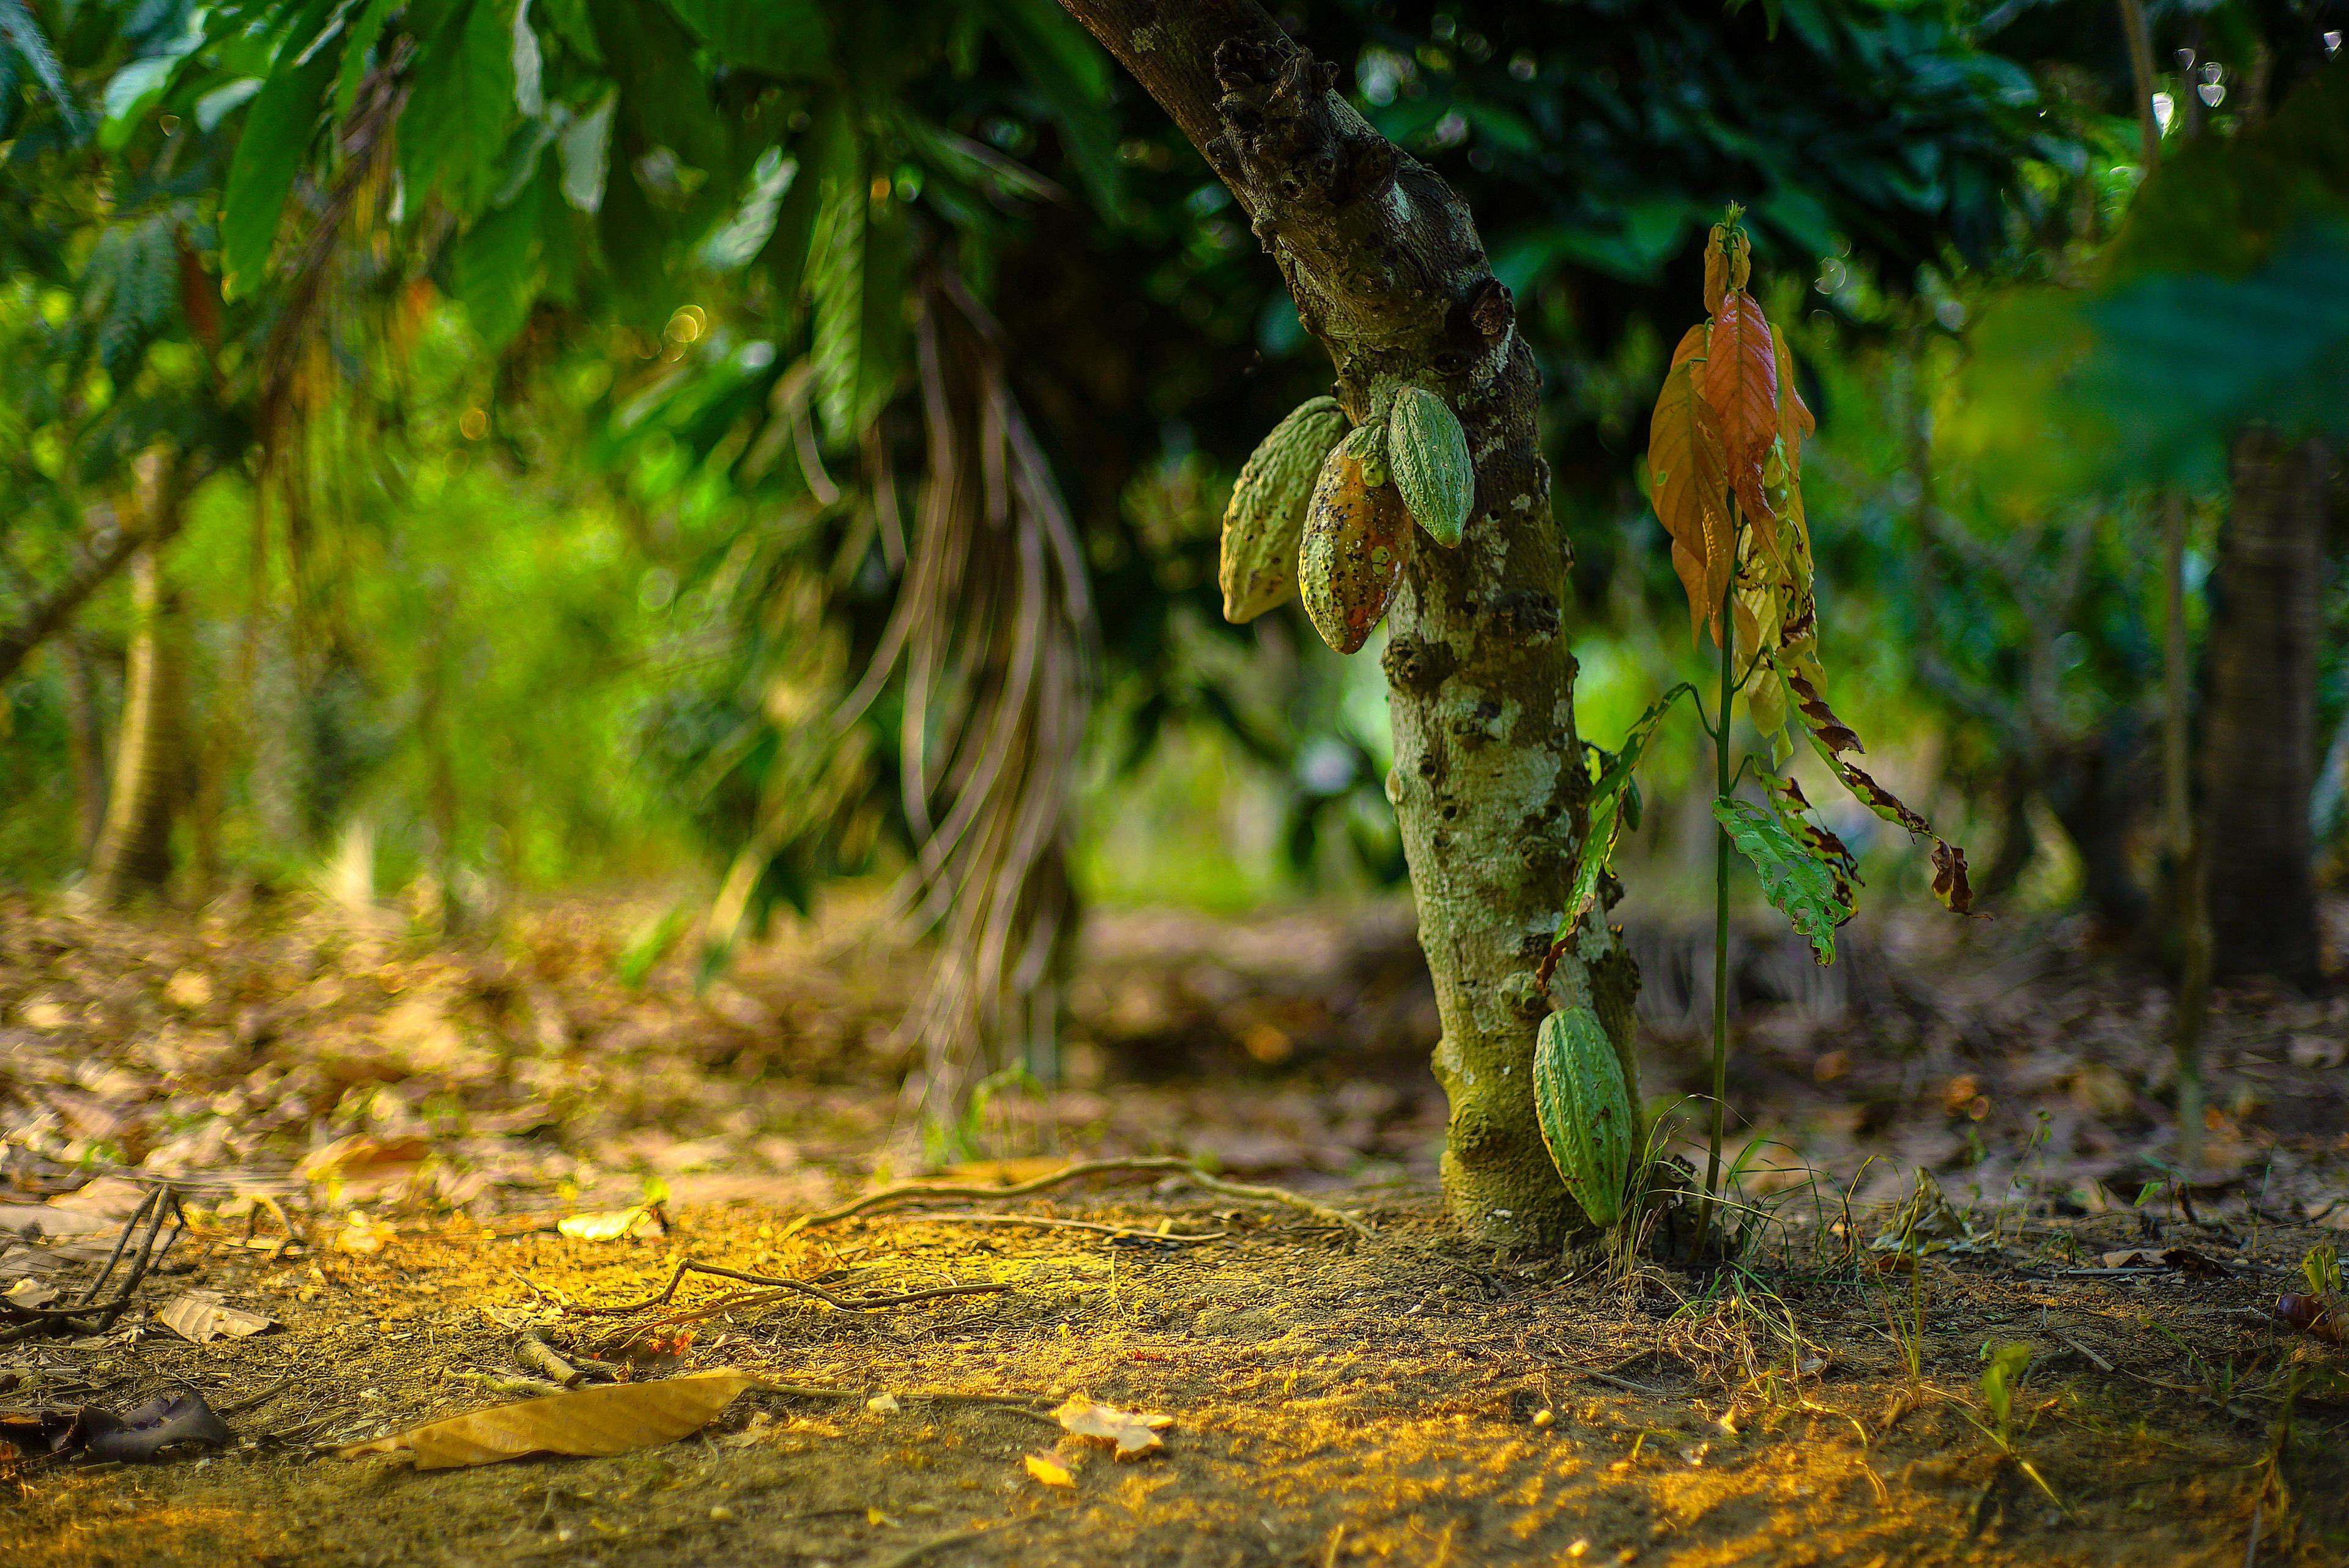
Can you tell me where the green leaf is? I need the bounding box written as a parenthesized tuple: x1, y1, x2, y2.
(220, 28, 341, 298)
(1713, 796, 1849, 964)
(401, 0, 519, 218)
(759, 94, 842, 316)
(984, 0, 1119, 217)
(510, 0, 544, 117)
(455, 168, 546, 347)
(557, 89, 614, 212)
(1554, 682, 1700, 945)
(332, 0, 401, 119)
(659, 0, 827, 76)
(0, 0, 87, 136)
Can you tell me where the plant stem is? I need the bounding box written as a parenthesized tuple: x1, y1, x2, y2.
(1697, 563, 1735, 1259)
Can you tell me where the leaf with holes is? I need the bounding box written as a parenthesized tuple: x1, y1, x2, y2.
(1713, 797, 1849, 964)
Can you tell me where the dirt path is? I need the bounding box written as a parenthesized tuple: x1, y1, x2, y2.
(4, 1183, 2343, 1568)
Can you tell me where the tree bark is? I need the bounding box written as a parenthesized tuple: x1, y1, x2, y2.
(2201, 431, 2328, 985)
(58, 632, 110, 856)
(85, 456, 190, 908)
(1058, 0, 1634, 1244)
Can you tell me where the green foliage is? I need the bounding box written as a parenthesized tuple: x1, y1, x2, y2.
(400, 0, 519, 220)
(1711, 796, 1849, 964)
(220, 11, 338, 297)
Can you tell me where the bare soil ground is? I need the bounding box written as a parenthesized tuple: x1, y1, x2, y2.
(2, 891, 2345, 1567)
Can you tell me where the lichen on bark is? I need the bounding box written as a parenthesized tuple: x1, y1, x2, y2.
(1059, 0, 1641, 1244)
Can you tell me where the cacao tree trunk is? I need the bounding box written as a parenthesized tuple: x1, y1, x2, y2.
(1058, 0, 1636, 1244)
(2200, 430, 2328, 986)
(86, 457, 189, 908)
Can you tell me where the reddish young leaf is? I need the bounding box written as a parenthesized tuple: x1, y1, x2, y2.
(1646, 360, 1732, 642)
(1702, 221, 1751, 316)
(1772, 325, 1814, 479)
(1698, 291, 1781, 546)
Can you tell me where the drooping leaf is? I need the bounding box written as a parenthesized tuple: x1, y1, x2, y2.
(0, 0, 87, 136)
(1555, 683, 1699, 946)
(1697, 289, 1780, 548)
(336, 1370, 771, 1469)
(759, 93, 844, 317)
(1646, 360, 1731, 642)
(557, 89, 614, 212)
(1760, 766, 1860, 917)
(661, 0, 828, 76)
(220, 14, 341, 298)
(1785, 677, 1973, 916)
(332, 0, 401, 119)
(401, 0, 518, 219)
(453, 171, 545, 349)
(1713, 797, 1848, 964)
(1783, 667, 1862, 755)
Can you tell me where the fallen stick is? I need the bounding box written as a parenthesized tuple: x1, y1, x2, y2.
(566, 1259, 1012, 1318)
(784, 1156, 1375, 1240)
(869, 1213, 1226, 1243)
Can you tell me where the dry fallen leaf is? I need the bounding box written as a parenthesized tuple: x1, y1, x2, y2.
(1053, 1395, 1173, 1458)
(155, 1292, 277, 1344)
(866, 1392, 902, 1415)
(333, 1213, 398, 1256)
(1025, 1451, 1076, 1487)
(4, 1279, 59, 1310)
(2101, 1249, 2156, 1269)
(556, 1205, 664, 1241)
(335, 1369, 771, 1470)
(297, 1134, 430, 1183)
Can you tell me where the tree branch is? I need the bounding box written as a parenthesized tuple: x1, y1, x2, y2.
(0, 457, 206, 687)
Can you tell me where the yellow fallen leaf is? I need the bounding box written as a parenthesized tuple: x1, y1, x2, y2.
(335, 1369, 770, 1470)
(155, 1292, 277, 1344)
(1053, 1395, 1172, 1459)
(333, 1213, 397, 1255)
(556, 1205, 664, 1241)
(1024, 1452, 1075, 1487)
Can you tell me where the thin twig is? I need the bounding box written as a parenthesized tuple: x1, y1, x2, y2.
(872, 1521, 1030, 1568)
(871, 1213, 1226, 1243)
(2050, 1330, 2112, 1374)
(566, 1260, 1012, 1318)
(787, 1156, 1373, 1240)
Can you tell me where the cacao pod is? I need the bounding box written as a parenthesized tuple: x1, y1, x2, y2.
(1219, 396, 1349, 623)
(1299, 424, 1411, 655)
(1533, 1005, 1636, 1227)
(1386, 385, 1474, 547)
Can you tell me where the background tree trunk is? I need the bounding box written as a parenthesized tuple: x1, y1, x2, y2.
(1058, 0, 1636, 1244)
(2201, 431, 2328, 985)
(57, 632, 109, 856)
(86, 457, 188, 908)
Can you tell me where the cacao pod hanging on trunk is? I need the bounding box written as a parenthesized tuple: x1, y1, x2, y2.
(1219, 396, 1350, 623)
(1299, 423, 1411, 654)
(1386, 385, 1474, 547)
(1533, 1005, 1637, 1227)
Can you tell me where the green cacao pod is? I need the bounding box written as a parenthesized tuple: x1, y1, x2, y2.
(1299, 424, 1410, 655)
(1386, 385, 1474, 547)
(1533, 1004, 1636, 1227)
(1219, 396, 1350, 623)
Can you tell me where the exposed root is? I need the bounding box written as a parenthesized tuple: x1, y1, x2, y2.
(785, 1156, 1375, 1240)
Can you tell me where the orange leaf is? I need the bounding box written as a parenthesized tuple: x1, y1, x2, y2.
(1698, 291, 1781, 547)
(1772, 325, 1814, 479)
(1669, 322, 1708, 371)
(335, 1370, 769, 1470)
(1646, 361, 1732, 642)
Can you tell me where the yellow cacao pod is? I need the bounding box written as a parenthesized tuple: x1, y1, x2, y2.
(1299, 424, 1410, 655)
(1219, 396, 1349, 623)
(1386, 385, 1474, 547)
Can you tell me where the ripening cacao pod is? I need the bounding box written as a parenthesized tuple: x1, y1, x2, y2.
(1386, 385, 1474, 547)
(1533, 1004, 1636, 1227)
(1299, 424, 1411, 654)
(1219, 396, 1349, 623)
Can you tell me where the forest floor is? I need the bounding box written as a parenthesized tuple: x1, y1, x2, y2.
(1, 887, 2345, 1567)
